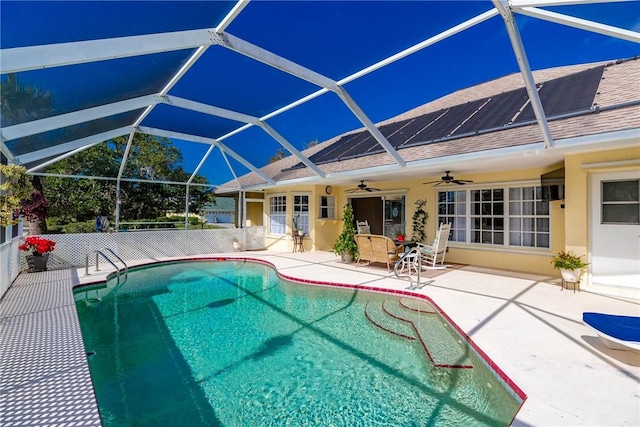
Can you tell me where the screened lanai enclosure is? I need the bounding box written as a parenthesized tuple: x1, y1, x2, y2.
(2, 1, 638, 190)
(1, 1, 639, 281)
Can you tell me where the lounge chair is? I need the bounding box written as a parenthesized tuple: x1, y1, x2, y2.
(415, 223, 451, 269)
(582, 312, 640, 352)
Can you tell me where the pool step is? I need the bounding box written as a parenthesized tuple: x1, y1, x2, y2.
(383, 299, 474, 369)
(364, 300, 415, 341)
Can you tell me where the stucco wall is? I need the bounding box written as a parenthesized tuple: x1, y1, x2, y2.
(259, 146, 639, 277)
(245, 201, 263, 227)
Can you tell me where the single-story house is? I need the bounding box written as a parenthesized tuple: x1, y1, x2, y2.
(202, 197, 236, 224)
(218, 57, 640, 296)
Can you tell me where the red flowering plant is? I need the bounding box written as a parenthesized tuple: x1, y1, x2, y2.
(19, 236, 56, 256)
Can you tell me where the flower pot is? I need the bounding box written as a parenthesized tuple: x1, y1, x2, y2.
(26, 253, 49, 272)
(341, 252, 352, 263)
(232, 241, 242, 252)
(560, 268, 582, 283)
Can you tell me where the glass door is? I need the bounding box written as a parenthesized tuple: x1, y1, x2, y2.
(383, 195, 405, 239)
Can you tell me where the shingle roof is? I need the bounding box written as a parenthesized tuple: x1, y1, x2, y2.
(220, 58, 640, 191)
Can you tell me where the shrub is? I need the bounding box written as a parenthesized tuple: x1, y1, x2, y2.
(63, 221, 96, 234)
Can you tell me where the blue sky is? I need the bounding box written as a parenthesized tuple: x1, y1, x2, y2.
(2, 1, 639, 185)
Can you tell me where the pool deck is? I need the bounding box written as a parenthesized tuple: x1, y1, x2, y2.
(1, 250, 638, 426)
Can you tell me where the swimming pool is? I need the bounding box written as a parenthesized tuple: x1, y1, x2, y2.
(74, 259, 524, 426)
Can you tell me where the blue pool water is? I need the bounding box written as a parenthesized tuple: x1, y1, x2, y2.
(74, 260, 522, 426)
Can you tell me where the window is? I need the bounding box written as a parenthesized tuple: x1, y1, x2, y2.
(293, 194, 310, 234)
(602, 180, 640, 224)
(437, 190, 466, 242)
(319, 195, 335, 219)
(471, 189, 504, 245)
(509, 187, 549, 248)
(269, 195, 286, 235)
(437, 185, 550, 249)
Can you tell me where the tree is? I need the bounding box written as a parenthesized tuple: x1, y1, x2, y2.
(268, 148, 289, 164)
(1, 75, 55, 233)
(0, 74, 53, 127)
(44, 134, 215, 222)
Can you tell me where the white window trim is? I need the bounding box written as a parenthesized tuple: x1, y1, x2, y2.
(437, 182, 552, 252)
(318, 194, 336, 220)
(292, 192, 311, 235)
(267, 193, 287, 236)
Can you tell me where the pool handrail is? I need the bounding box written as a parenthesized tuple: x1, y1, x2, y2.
(394, 247, 433, 289)
(85, 248, 128, 285)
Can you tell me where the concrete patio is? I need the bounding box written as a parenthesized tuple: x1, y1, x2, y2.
(1, 250, 638, 426)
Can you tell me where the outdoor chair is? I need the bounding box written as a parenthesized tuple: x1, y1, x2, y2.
(583, 312, 640, 351)
(416, 223, 451, 269)
(354, 234, 403, 272)
(356, 220, 370, 234)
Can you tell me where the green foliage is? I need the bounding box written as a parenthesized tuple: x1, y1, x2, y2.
(1, 74, 54, 126)
(43, 134, 216, 223)
(63, 221, 96, 234)
(1, 75, 53, 231)
(0, 164, 34, 226)
(552, 251, 588, 270)
(411, 199, 428, 243)
(333, 204, 358, 257)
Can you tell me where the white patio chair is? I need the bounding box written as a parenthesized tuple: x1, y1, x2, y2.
(356, 220, 370, 234)
(416, 223, 451, 269)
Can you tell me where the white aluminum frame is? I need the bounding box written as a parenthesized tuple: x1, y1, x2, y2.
(1, 0, 638, 192)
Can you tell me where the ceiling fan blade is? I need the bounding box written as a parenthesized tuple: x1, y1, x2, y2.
(452, 180, 466, 185)
(422, 180, 441, 185)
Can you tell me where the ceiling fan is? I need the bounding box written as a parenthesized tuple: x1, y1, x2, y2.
(346, 180, 381, 193)
(423, 171, 474, 186)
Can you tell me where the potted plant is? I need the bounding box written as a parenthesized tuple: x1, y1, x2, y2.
(333, 204, 358, 262)
(292, 214, 300, 236)
(232, 237, 242, 252)
(552, 250, 588, 283)
(19, 236, 56, 272)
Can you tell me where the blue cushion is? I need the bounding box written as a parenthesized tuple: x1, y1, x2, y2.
(583, 312, 640, 342)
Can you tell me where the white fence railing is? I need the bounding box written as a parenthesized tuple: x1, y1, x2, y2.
(19, 227, 266, 270)
(1, 223, 24, 300)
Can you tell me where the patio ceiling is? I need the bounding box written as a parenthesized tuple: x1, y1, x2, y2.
(1, 0, 639, 191)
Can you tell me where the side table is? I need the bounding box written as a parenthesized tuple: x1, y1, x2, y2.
(292, 235, 304, 252)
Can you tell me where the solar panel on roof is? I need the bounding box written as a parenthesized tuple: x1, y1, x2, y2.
(286, 65, 607, 171)
(515, 65, 604, 123)
(340, 135, 380, 158)
(380, 118, 413, 137)
(453, 88, 530, 135)
(399, 99, 486, 147)
(306, 132, 360, 164)
(388, 111, 441, 147)
(330, 131, 377, 159)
